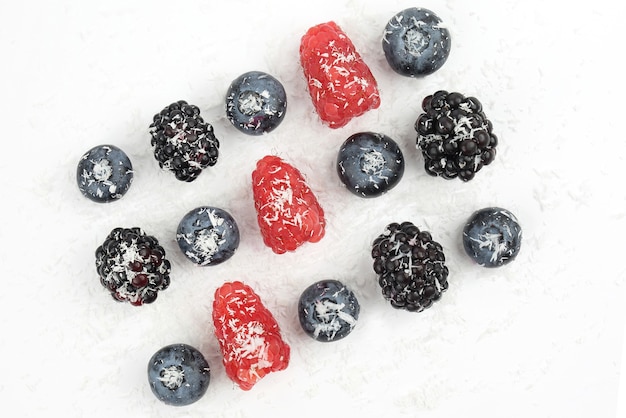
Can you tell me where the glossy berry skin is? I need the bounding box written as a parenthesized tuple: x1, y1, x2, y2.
(298, 280, 360, 342)
(463, 207, 522, 268)
(149, 100, 219, 182)
(252, 155, 325, 254)
(416, 90, 497, 181)
(147, 343, 211, 406)
(212, 281, 290, 391)
(176, 206, 240, 266)
(225, 71, 287, 135)
(371, 222, 449, 312)
(95, 227, 171, 306)
(337, 132, 404, 198)
(300, 21, 380, 128)
(76, 144, 133, 203)
(382, 7, 451, 77)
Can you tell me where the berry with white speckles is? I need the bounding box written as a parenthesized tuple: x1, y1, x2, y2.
(225, 71, 287, 135)
(147, 343, 211, 406)
(76, 144, 133, 203)
(176, 206, 240, 266)
(336, 132, 404, 198)
(462, 207, 522, 268)
(298, 280, 360, 342)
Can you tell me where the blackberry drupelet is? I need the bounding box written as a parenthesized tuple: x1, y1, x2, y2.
(95, 227, 171, 306)
(415, 91, 497, 181)
(371, 222, 449, 312)
(149, 100, 219, 182)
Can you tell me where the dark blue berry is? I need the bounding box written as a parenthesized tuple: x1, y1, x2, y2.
(336, 132, 404, 198)
(225, 71, 287, 135)
(298, 280, 360, 342)
(76, 144, 133, 203)
(176, 206, 240, 266)
(147, 344, 210, 406)
(382, 7, 451, 77)
(462, 207, 522, 268)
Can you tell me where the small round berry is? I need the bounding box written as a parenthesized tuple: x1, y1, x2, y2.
(462, 207, 522, 267)
(298, 280, 360, 342)
(382, 7, 451, 77)
(76, 144, 133, 203)
(225, 71, 287, 135)
(336, 132, 405, 198)
(147, 344, 211, 406)
(176, 207, 240, 266)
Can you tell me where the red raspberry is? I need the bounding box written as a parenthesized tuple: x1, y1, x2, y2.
(300, 21, 381, 129)
(212, 281, 290, 391)
(252, 155, 325, 254)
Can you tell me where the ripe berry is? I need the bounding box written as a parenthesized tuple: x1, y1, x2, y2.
(149, 100, 219, 182)
(76, 144, 133, 203)
(147, 343, 211, 406)
(371, 222, 449, 312)
(298, 280, 360, 342)
(300, 21, 380, 128)
(336, 132, 405, 198)
(415, 91, 497, 181)
(95, 227, 171, 306)
(382, 7, 451, 77)
(462, 207, 522, 267)
(212, 281, 290, 391)
(176, 206, 240, 266)
(225, 71, 287, 135)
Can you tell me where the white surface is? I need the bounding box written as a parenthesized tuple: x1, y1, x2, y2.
(1, 1, 625, 417)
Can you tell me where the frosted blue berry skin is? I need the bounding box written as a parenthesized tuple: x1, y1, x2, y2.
(298, 280, 360, 342)
(176, 206, 240, 266)
(76, 144, 133, 203)
(382, 7, 451, 77)
(462, 207, 522, 268)
(147, 343, 211, 406)
(336, 132, 404, 198)
(225, 71, 287, 135)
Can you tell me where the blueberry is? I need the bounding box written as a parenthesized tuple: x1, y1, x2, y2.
(298, 280, 360, 342)
(176, 206, 240, 266)
(76, 144, 133, 203)
(462, 207, 522, 268)
(147, 343, 210, 406)
(336, 132, 405, 198)
(225, 71, 287, 135)
(382, 7, 451, 77)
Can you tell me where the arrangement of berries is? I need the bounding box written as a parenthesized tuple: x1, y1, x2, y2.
(149, 100, 220, 182)
(336, 131, 405, 198)
(298, 279, 360, 342)
(147, 343, 211, 406)
(212, 281, 290, 391)
(225, 71, 287, 135)
(176, 206, 240, 266)
(251, 155, 326, 254)
(299, 21, 381, 128)
(416, 90, 497, 181)
(371, 222, 449, 312)
(76, 144, 134, 203)
(95, 227, 171, 306)
(463, 207, 522, 268)
(75, 7, 525, 406)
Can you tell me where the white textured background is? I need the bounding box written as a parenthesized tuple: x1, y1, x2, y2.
(1, 1, 625, 417)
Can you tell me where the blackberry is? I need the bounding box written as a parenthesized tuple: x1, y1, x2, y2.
(371, 221, 449, 312)
(76, 144, 133, 203)
(147, 343, 211, 406)
(415, 91, 497, 182)
(95, 227, 171, 306)
(382, 7, 451, 77)
(149, 100, 219, 182)
(463, 207, 522, 268)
